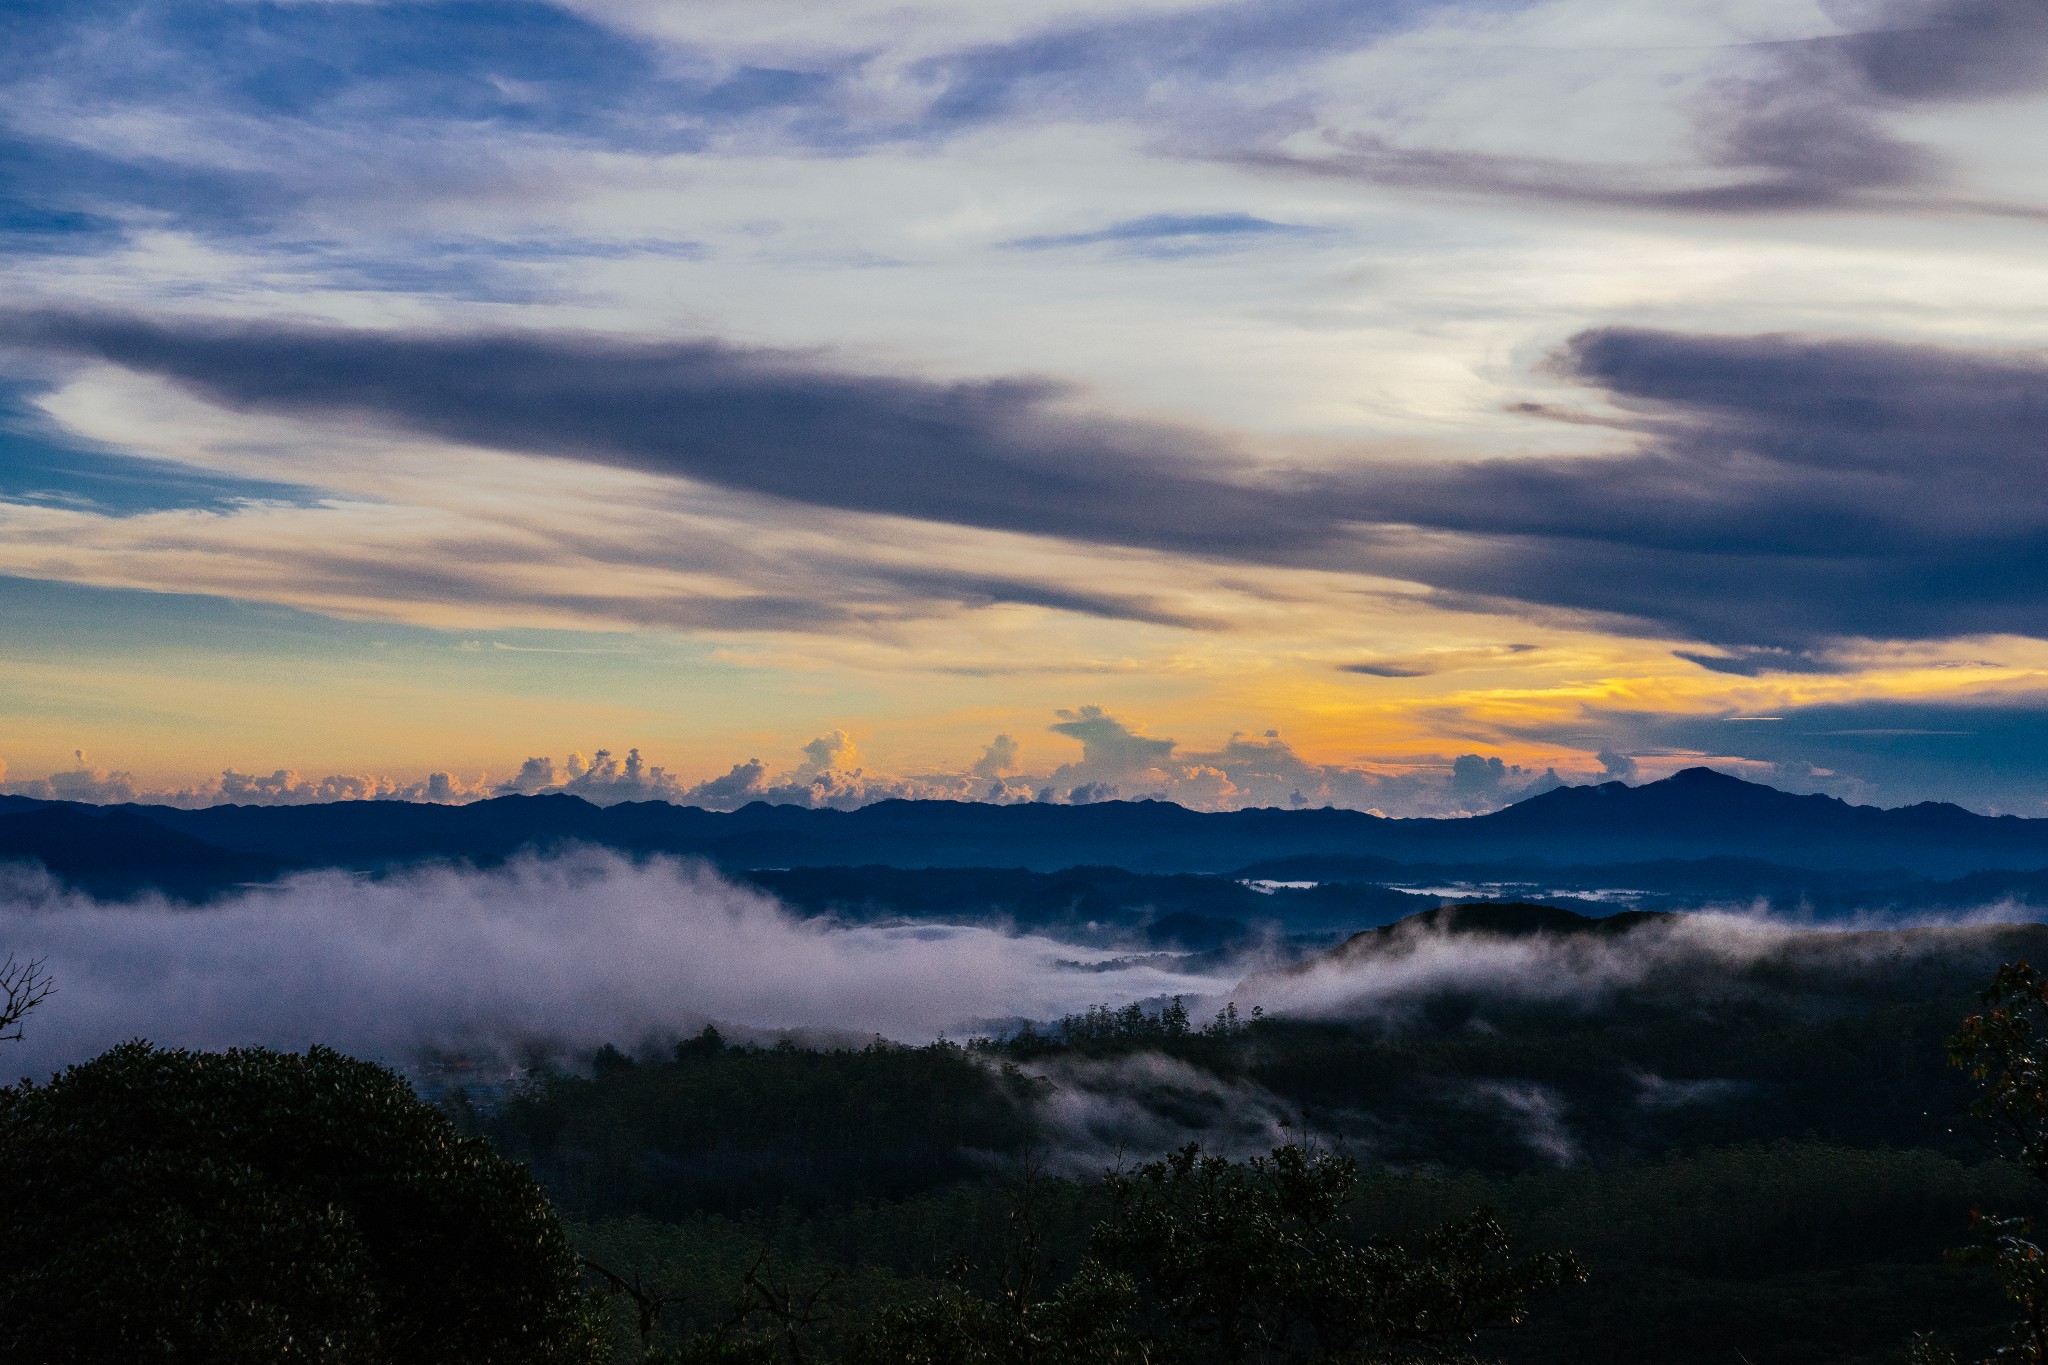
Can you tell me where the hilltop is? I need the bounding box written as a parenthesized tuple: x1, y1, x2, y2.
(5, 766, 2048, 902)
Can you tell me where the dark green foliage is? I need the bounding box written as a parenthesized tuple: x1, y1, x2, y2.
(564, 1143, 1582, 1365)
(848, 1143, 1577, 1365)
(993, 926, 2040, 1171)
(1954, 962, 2048, 1181)
(557, 1116, 2035, 1361)
(1355, 1145, 2033, 1365)
(1087, 1144, 1582, 1364)
(485, 1036, 1041, 1218)
(1001, 998, 1257, 1061)
(851, 1196, 1141, 1365)
(569, 1204, 1005, 1360)
(1921, 961, 2048, 1363)
(852, 1263, 1141, 1365)
(478, 922, 2048, 1363)
(0, 1041, 602, 1365)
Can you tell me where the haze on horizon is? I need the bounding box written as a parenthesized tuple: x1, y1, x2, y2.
(5, 0, 2048, 816)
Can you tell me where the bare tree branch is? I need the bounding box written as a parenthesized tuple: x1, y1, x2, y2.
(0, 954, 52, 1044)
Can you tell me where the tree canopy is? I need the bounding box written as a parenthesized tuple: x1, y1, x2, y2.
(0, 1041, 603, 1364)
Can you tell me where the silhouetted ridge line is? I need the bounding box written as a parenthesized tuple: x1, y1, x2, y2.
(3, 768, 2048, 900)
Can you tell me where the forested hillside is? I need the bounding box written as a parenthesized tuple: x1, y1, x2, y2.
(446, 907, 2048, 1363)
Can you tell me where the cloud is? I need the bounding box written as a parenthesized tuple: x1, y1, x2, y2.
(0, 0, 856, 244)
(1338, 660, 1431, 679)
(1510, 692, 2048, 814)
(1233, 907, 2037, 1024)
(6, 752, 140, 803)
(1048, 705, 1177, 786)
(1029, 706, 1562, 814)
(0, 380, 324, 516)
(909, 0, 1450, 133)
(1362, 326, 2048, 654)
(29, 311, 2048, 658)
(1672, 648, 1849, 678)
(218, 769, 491, 806)
(1448, 754, 1562, 805)
(868, 567, 1224, 630)
(0, 850, 1238, 1079)
(971, 733, 1020, 779)
(1596, 750, 1637, 783)
(475, 736, 1054, 812)
(2, 761, 497, 810)
(1, 705, 1592, 818)
(1461, 1079, 1578, 1166)
(1001, 212, 1321, 255)
(1699, 0, 2048, 212)
(6, 0, 2042, 314)
(1249, 0, 2048, 216)
(5, 311, 1331, 565)
(1021, 1051, 1299, 1173)
(797, 729, 857, 779)
(1339, 644, 1539, 679)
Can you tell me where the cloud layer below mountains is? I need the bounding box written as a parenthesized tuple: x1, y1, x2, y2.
(0, 850, 1237, 1080)
(1233, 907, 2038, 1022)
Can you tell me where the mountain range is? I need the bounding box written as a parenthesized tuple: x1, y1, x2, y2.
(7, 766, 2048, 905)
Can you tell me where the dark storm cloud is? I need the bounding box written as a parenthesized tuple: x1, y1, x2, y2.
(1361, 326, 2048, 654)
(19, 309, 2048, 656)
(4, 310, 1335, 561)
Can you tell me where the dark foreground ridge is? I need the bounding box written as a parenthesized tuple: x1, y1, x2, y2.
(1336, 900, 1679, 946)
(6, 765, 2048, 900)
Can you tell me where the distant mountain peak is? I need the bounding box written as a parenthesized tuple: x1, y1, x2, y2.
(1665, 765, 1744, 784)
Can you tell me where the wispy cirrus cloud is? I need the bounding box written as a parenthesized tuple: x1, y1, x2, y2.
(1237, 0, 2048, 217)
(1001, 212, 1323, 255)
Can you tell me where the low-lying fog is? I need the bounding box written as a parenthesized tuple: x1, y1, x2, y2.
(0, 850, 1239, 1080)
(3, 849, 2041, 1095)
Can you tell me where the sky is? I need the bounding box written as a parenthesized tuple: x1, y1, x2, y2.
(4, 0, 2048, 815)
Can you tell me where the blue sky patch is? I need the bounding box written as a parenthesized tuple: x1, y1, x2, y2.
(0, 385, 327, 516)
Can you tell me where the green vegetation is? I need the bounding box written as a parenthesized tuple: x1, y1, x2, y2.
(467, 924, 2048, 1364)
(18, 917, 2048, 1362)
(560, 1142, 2033, 1365)
(484, 1029, 1041, 1218)
(1911, 960, 2048, 1364)
(0, 1042, 603, 1364)
(566, 1146, 1581, 1365)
